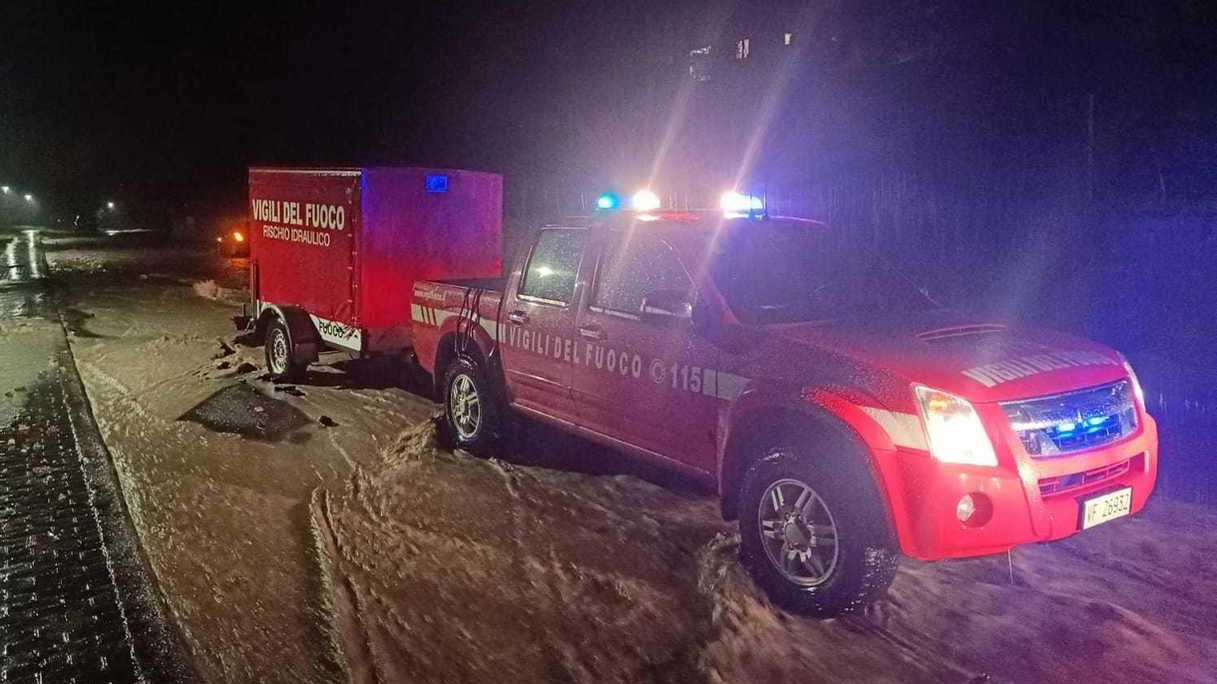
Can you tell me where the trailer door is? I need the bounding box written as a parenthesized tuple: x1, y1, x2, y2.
(249, 169, 361, 338)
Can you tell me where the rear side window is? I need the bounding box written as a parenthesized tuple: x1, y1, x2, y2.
(518, 229, 585, 304)
(593, 235, 692, 315)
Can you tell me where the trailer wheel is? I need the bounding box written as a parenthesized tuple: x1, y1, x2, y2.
(265, 319, 307, 382)
(441, 356, 499, 454)
(739, 444, 898, 617)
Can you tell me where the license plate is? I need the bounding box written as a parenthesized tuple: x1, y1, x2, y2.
(1081, 487, 1133, 530)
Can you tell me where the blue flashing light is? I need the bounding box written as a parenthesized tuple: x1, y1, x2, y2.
(1055, 421, 1077, 433)
(596, 192, 620, 210)
(1085, 416, 1107, 427)
(425, 173, 449, 193)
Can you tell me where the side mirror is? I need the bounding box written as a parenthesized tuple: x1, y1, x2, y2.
(639, 290, 693, 322)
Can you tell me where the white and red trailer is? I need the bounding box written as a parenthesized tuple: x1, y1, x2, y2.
(244, 166, 502, 378)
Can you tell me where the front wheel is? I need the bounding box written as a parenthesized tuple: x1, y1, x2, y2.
(739, 446, 898, 617)
(441, 357, 500, 454)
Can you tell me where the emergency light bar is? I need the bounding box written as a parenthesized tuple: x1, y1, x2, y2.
(596, 192, 620, 210)
(631, 189, 661, 211)
(591, 187, 766, 215)
(721, 190, 764, 214)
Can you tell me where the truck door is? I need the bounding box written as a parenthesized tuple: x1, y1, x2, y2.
(572, 232, 727, 472)
(498, 228, 587, 422)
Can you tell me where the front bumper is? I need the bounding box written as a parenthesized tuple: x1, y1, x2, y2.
(879, 407, 1158, 561)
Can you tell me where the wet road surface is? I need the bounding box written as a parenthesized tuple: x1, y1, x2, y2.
(1, 231, 185, 683)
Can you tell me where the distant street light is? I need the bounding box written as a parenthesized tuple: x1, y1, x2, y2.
(1, 186, 9, 194)
(23, 193, 33, 202)
(107, 201, 116, 210)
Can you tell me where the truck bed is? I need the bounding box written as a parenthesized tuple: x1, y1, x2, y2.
(411, 278, 506, 377)
(426, 277, 506, 292)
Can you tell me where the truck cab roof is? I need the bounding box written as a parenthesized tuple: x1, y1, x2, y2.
(549, 209, 826, 231)
(543, 210, 829, 267)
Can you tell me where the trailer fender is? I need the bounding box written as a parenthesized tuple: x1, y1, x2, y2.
(257, 304, 321, 364)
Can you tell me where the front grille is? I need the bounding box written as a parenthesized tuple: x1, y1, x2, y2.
(1001, 380, 1138, 457)
(1038, 458, 1132, 496)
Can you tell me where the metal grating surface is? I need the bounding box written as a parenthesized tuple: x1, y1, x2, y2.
(0, 373, 141, 684)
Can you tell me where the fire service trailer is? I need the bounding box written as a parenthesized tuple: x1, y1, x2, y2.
(245, 166, 503, 379)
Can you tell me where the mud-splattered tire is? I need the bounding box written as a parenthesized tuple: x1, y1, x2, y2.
(441, 357, 500, 454)
(264, 319, 307, 382)
(739, 442, 898, 617)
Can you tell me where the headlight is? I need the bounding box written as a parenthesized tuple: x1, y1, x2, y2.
(913, 385, 998, 466)
(1122, 361, 1145, 408)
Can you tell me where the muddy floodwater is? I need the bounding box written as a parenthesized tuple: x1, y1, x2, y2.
(43, 238, 1217, 683)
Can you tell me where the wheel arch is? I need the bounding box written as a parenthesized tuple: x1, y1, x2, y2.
(719, 403, 898, 547)
(433, 332, 501, 398)
(257, 304, 321, 363)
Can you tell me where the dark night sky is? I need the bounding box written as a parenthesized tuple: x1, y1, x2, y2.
(0, 2, 542, 211)
(2, 1, 1215, 221)
(0, 1, 718, 216)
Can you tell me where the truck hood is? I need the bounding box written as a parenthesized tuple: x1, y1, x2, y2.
(766, 311, 1127, 404)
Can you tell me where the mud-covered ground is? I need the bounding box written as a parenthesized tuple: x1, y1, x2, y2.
(47, 236, 1217, 683)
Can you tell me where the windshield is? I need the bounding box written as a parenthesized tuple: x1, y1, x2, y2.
(709, 221, 940, 325)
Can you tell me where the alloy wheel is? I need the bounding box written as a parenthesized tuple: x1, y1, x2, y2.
(449, 373, 481, 440)
(757, 476, 841, 587)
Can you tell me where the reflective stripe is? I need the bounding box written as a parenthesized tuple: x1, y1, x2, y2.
(479, 318, 498, 339)
(411, 304, 497, 339)
(860, 407, 928, 451)
(258, 300, 362, 351)
(702, 369, 750, 401)
(307, 313, 362, 351)
(411, 304, 438, 326)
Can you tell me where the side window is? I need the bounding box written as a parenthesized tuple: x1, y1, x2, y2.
(593, 235, 692, 316)
(518, 229, 585, 305)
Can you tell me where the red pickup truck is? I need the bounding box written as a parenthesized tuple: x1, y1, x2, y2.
(412, 209, 1158, 616)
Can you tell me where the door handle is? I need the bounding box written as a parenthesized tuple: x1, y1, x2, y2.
(578, 325, 604, 341)
(508, 310, 529, 325)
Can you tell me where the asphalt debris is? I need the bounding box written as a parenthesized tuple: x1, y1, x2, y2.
(178, 383, 311, 441)
(213, 339, 236, 359)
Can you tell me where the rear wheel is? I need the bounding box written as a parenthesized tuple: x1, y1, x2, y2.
(739, 443, 898, 617)
(441, 357, 500, 454)
(264, 319, 307, 382)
